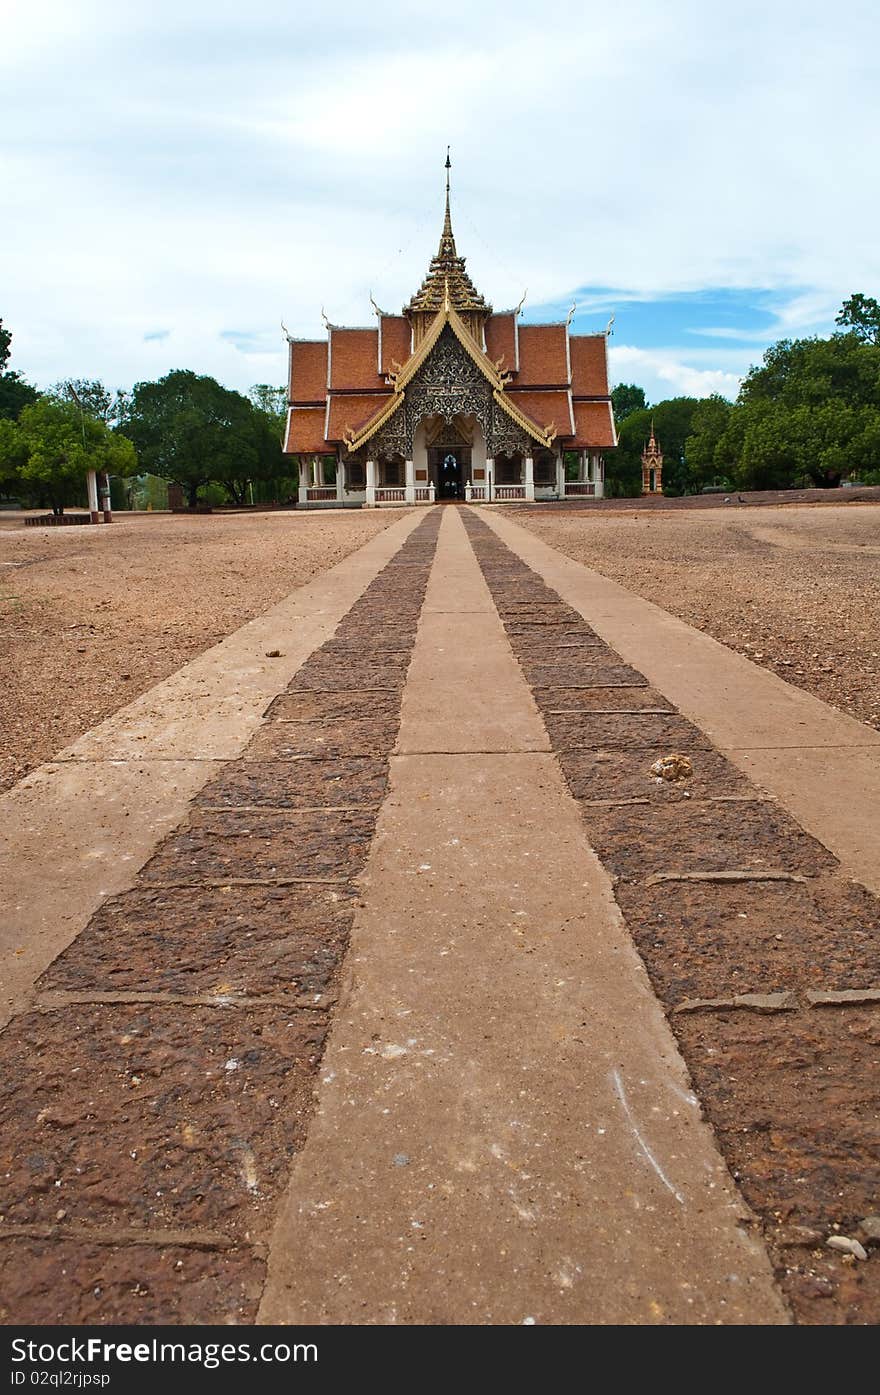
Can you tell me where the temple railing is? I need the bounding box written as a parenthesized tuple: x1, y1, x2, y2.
(465, 485, 487, 502)
(494, 485, 526, 500)
(565, 482, 596, 497)
(375, 487, 406, 503)
(305, 487, 337, 501)
(414, 486, 435, 503)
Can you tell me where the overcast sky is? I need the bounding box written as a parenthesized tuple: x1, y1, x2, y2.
(3, 0, 878, 405)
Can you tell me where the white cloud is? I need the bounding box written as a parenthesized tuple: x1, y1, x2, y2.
(2, 0, 879, 392)
(610, 346, 743, 401)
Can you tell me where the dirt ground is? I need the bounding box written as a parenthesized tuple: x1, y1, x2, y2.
(517, 503, 880, 734)
(0, 510, 401, 793)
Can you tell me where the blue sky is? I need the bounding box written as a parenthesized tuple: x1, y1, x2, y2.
(2, 0, 878, 406)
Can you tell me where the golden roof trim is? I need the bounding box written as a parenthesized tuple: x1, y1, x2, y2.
(343, 302, 554, 452)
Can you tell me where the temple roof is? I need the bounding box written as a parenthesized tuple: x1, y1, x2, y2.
(403, 154, 491, 318)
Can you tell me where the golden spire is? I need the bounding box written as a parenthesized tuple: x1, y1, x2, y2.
(441, 146, 454, 247)
(403, 150, 491, 320)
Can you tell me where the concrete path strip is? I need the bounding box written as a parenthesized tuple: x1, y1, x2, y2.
(0, 511, 422, 1029)
(482, 509, 880, 896)
(260, 508, 787, 1326)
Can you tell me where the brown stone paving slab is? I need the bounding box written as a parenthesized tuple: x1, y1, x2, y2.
(194, 758, 389, 810)
(139, 808, 375, 883)
(527, 663, 657, 690)
(543, 689, 670, 712)
(673, 1009, 880, 1236)
(332, 619, 419, 640)
(245, 719, 400, 760)
(40, 884, 356, 999)
(306, 648, 411, 670)
(504, 619, 600, 638)
(615, 876, 880, 1001)
(544, 711, 713, 751)
(0, 1237, 265, 1324)
(264, 691, 400, 723)
(0, 1006, 327, 1235)
(321, 639, 414, 654)
(289, 663, 406, 693)
(521, 660, 652, 689)
(533, 685, 653, 709)
(494, 603, 575, 621)
(560, 744, 752, 802)
(586, 798, 838, 881)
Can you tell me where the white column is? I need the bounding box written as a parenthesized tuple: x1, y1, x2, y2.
(86, 469, 99, 523)
(298, 458, 308, 506)
(317, 457, 326, 488)
(336, 457, 345, 504)
(365, 458, 377, 507)
(594, 454, 605, 499)
(556, 453, 565, 499)
(404, 458, 415, 504)
(485, 457, 494, 502)
(524, 454, 535, 502)
(579, 449, 587, 483)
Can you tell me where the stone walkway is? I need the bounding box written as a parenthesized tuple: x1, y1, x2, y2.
(1, 507, 878, 1324)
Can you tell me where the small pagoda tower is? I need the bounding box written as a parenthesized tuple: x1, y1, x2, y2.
(641, 421, 663, 494)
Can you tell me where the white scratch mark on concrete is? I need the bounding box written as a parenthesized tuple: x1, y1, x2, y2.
(611, 1069, 685, 1206)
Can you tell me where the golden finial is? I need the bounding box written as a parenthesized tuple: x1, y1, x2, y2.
(442, 146, 453, 244)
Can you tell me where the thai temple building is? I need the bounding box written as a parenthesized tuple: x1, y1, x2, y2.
(284, 158, 616, 506)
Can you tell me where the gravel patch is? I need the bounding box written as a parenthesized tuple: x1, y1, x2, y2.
(516, 503, 880, 733)
(0, 510, 404, 793)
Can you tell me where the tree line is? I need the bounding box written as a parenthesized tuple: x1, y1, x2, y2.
(0, 322, 292, 513)
(607, 293, 880, 496)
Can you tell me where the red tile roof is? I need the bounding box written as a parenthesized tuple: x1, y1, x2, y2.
(569, 335, 609, 397)
(326, 393, 394, 442)
(571, 400, 616, 448)
(506, 389, 574, 437)
(379, 315, 412, 376)
(285, 407, 329, 454)
(485, 313, 518, 373)
(329, 328, 385, 391)
(289, 341, 328, 404)
(516, 324, 569, 386)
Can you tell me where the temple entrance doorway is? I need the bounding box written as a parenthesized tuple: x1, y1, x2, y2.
(430, 446, 469, 500)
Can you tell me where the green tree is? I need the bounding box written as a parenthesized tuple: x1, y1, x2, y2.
(835, 292, 880, 346)
(610, 383, 647, 423)
(684, 394, 734, 490)
(608, 397, 702, 496)
(0, 319, 38, 423)
(732, 332, 880, 487)
(0, 396, 137, 513)
(121, 370, 284, 508)
(248, 384, 287, 432)
(50, 378, 132, 428)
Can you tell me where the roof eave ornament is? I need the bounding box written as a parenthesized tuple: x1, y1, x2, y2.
(515, 290, 528, 318)
(566, 301, 577, 327)
(605, 313, 615, 338)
